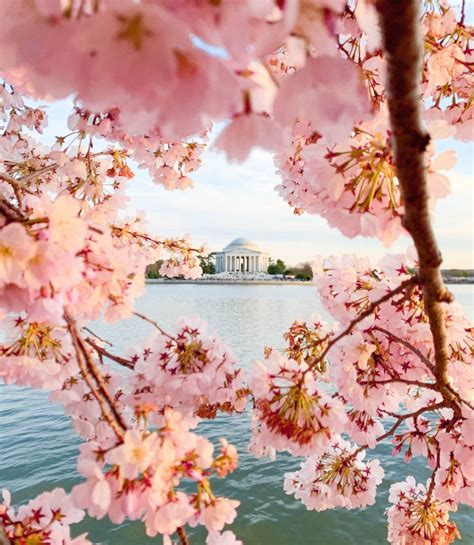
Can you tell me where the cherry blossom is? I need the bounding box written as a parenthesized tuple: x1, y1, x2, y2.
(0, 488, 94, 545)
(284, 437, 384, 510)
(387, 477, 460, 545)
(128, 317, 246, 419)
(206, 531, 243, 545)
(250, 349, 347, 456)
(0, 2, 473, 544)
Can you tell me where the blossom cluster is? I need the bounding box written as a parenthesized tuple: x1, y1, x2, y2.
(284, 437, 384, 511)
(0, 84, 205, 326)
(0, 488, 93, 545)
(275, 115, 456, 245)
(387, 477, 460, 545)
(250, 349, 346, 457)
(128, 317, 247, 420)
(67, 107, 208, 190)
(271, 0, 468, 245)
(249, 251, 473, 543)
(73, 409, 240, 541)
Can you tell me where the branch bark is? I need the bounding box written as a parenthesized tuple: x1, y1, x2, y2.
(176, 526, 189, 545)
(85, 336, 135, 370)
(376, 0, 455, 407)
(65, 312, 126, 440)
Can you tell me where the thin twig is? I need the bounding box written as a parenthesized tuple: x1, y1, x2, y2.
(426, 439, 441, 500)
(359, 378, 436, 389)
(176, 527, 190, 545)
(372, 325, 435, 372)
(65, 313, 125, 440)
(308, 276, 418, 372)
(20, 163, 57, 184)
(351, 401, 446, 458)
(85, 336, 135, 370)
(133, 311, 174, 339)
(83, 326, 113, 346)
(80, 341, 128, 431)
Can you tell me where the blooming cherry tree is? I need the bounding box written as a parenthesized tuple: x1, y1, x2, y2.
(0, 1, 472, 544)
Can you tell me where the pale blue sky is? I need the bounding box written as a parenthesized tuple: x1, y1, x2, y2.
(43, 99, 473, 268)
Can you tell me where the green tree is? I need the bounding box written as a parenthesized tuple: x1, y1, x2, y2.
(146, 260, 163, 279)
(267, 258, 286, 275)
(286, 262, 313, 281)
(199, 253, 216, 274)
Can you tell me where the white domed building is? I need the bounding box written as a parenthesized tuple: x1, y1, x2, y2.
(215, 237, 270, 275)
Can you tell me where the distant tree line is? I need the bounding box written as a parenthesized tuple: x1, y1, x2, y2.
(146, 260, 163, 279)
(441, 269, 474, 278)
(267, 259, 313, 280)
(146, 254, 216, 278)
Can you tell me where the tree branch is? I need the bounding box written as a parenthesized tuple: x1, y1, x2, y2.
(372, 325, 435, 372)
(65, 312, 126, 439)
(460, 0, 466, 25)
(133, 311, 174, 339)
(176, 527, 189, 545)
(376, 0, 456, 408)
(83, 326, 113, 346)
(85, 336, 135, 370)
(0, 194, 24, 222)
(308, 276, 417, 372)
(351, 401, 446, 458)
(426, 439, 441, 500)
(359, 378, 436, 390)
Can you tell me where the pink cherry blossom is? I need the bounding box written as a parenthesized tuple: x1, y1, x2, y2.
(284, 437, 384, 511)
(214, 114, 285, 162)
(206, 530, 243, 545)
(0, 223, 35, 285)
(0, 2, 472, 544)
(274, 56, 371, 141)
(0, 488, 94, 545)
(387, 477, 460, 545)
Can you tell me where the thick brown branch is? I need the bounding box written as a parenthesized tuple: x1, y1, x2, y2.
(0, 194, 24, 222)
(376, 0, 455, 407)
(176, 527, 190, 545)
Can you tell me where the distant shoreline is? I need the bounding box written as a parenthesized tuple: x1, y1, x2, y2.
(145, 278, 474, 286)
(145, 279, 313, 286)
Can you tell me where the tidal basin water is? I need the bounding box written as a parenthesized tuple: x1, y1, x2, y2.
(1, 283, 473, 545)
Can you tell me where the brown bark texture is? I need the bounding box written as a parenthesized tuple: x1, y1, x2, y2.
(376, 0, 455, 404)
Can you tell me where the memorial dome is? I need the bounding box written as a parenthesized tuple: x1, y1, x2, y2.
(224, 237, 261, 252)
(215, 237, 269, 274)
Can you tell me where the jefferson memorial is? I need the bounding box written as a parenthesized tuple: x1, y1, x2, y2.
(215, 238, 270, 274)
